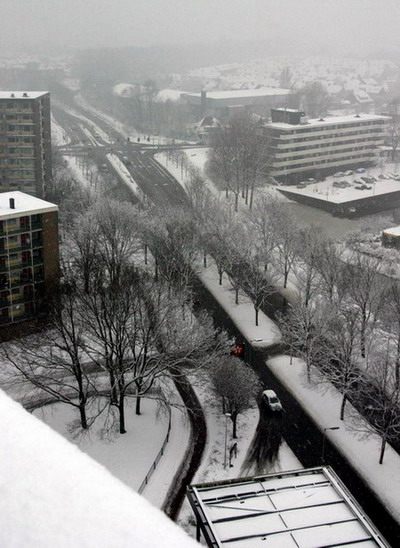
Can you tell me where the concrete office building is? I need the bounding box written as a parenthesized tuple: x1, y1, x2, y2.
(0, 91, 52, 197)
(0, 191, 59, 335)
(262, 108, 390, 181)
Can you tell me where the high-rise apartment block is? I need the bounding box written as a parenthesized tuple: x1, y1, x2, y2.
(0, 91, 52, 197)
(0, 191, 59, 333)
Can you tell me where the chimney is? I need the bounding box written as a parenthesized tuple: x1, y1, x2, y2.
(9, 198, 15, 209)
(22, 92, 28, 98)
(201, 90, 207, 116)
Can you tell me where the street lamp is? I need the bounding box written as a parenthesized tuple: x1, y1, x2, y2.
(224, 413, 231, 468)
(321, 426, 340, 464)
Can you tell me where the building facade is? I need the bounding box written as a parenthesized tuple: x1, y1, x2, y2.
(0, 91, 52, 197)
(183, 88, 291, 121)
(262, 109, 390, 181)
(0, 191, 59, 332)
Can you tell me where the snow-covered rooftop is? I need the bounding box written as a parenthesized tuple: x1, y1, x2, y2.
(267, 113, 390, 130)
(279, 177, 400, 204)
(188, 467, 389, 547)
(185, 88, 291, 100)
(383, 226, 400, 237)
(0, 191, 58, 219)
(0, 91, 48, 99)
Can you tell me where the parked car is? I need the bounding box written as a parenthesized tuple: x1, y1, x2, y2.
(355, 168, 366, 173)
(344, 170, 354, 176)
(262, 389, 283, 412)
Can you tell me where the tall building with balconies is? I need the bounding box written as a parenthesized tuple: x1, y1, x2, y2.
(262, 109, 390, 182)
(0, 91, 52, 197)
(0, 191, 59, 335)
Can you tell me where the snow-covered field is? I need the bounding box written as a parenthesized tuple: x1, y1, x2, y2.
(33, 398, 170, 493)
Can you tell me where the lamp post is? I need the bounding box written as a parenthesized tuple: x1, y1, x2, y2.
(224, 413, 231, 468)
(321, 426, 340, 464)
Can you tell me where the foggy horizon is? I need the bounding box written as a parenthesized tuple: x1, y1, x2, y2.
(3, 0, 400, 57)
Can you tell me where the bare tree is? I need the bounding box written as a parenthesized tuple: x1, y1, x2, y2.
(352, 352, 400, 464)
(278, 301, 330, 382)
(210, 356, 260, 438)
(0, 281, 95, 430)
(342, 254, 387, 358)
(321, 306, 365, 421)
(298, 81, 330, 118)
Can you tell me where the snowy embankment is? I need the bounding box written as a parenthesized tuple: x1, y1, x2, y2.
(106, 153, 144, 201)
(51, 115, 70, 146)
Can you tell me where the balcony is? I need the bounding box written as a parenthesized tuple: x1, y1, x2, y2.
(6, 225, 31, 235)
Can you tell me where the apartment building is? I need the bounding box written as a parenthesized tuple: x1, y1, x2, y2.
(262, 109, 390, 181)
(0, 191, 59, 332)
(0, 91, 52, 197)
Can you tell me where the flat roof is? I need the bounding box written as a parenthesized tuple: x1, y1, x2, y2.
(383, 226, 400, 237)
(187, 467, 389, 547)
(184, 88, 291, 100)
(267, 113, 390, 130)
(0, 191, 58, 220)
(0, 91, 48, 100)
(279, 176, 400, 204)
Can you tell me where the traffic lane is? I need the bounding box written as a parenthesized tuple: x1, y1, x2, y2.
(243, 401, 283, 475)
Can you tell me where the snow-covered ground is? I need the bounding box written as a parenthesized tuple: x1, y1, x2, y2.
(195, 256, 400, 526)
(198, 257, 282, 349)
(33, 398, 170, 493)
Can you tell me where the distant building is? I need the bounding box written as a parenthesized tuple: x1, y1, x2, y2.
(261, 109, 390, 181)
(0, 191, 59, 336)
(195, 116, 222, 144)
(0, 91, 52, 197)
(382, 226, 400, 248)
(187, 467, 390, 547)
(183, 88, 292, 121)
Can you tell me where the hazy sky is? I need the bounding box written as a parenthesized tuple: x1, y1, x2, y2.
(3, 0, 400, 54)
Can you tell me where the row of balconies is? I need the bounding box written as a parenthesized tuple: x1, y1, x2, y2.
(272, 142, 385, 162)
(274, 133, 387, 150)
(272, 154, 376, 175)
(272, 148, 379, 168)
(268, 125, 389, 141)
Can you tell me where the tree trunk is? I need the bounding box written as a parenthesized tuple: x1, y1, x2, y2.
(203, 250, 207, 268)
(379, 436, 387, 464)
(340, 393, 347, 421)
(234, 192, 239, 212)
(144, 244, 148, 265)
(79, 403, 88, 429)
(218, 266, 223, 285)
(255, 306, 259, 327)
(109, 370, 118, 404)
(232, 412, 238, 439)
(235, 287, 239, 305)
(119, 394, 127, 434)
(135, 396, 142, 416)
(361, 314, 366, 358)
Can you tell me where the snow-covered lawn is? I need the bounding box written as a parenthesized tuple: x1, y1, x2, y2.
(33, 397, 171, 494)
